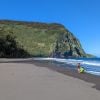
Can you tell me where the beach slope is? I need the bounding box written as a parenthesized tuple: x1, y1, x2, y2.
(0, 60, 100, 100)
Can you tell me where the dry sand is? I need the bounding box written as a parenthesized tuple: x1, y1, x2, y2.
(0, 59, 100, 100)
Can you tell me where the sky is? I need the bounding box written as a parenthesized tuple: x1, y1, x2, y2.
(0, 0, 100, 56)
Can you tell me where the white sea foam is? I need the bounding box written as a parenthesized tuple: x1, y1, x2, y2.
(33, 57, 82, 65)
(33, 57, 100, 66)
(86, 71, 100, 75)
(82, 61, 100, 66)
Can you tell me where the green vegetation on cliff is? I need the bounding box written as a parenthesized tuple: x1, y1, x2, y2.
(0, 20, 87, 58)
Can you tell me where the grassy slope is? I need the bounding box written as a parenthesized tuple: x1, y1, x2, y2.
(0, 21, 65, 57)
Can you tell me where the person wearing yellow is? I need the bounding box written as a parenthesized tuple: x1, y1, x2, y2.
(77, 63, 85, 73)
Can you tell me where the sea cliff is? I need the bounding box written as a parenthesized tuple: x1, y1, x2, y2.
(0, 20, 87, 58)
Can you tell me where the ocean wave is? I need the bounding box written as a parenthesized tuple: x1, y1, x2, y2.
(86, 71, 100, 76)
(82, 61, 100, 66)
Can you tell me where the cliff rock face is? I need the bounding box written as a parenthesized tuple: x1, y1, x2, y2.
(0, 20, 87, 58)
(53, 31, 86, 58)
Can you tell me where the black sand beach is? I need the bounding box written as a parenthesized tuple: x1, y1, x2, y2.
(0, 58, 100, 90)
(0, 58, 100, 100)
(32, 60, 100, 90)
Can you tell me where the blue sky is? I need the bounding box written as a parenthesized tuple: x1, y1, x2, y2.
(0, 0, 100, 56)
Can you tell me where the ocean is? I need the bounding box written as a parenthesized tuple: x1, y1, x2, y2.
(34, 57, 100, 76)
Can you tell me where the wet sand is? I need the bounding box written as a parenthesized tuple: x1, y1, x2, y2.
(0, 58, 100, 100)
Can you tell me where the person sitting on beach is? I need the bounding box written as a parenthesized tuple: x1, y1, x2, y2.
(77, 63, 85, 73)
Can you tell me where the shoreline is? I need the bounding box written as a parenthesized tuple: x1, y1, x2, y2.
(0, 58, 100, 100)
(33, 60, 100, 91)
(0, 58, 100, 90)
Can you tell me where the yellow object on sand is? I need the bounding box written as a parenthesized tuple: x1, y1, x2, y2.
(79, 67, 85, 73)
